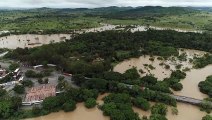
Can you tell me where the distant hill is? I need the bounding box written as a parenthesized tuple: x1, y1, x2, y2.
(101, 6, 198, 19)
(191, 7, 212, 12)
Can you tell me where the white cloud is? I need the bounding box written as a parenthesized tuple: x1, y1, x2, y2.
(0, 0, 211, 8)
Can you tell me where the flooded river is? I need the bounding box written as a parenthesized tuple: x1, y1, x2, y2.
(0, 24, 119, 49)
(113, 49, 211, 99)
(28, 95, 210, 120)
(27, 94, 110, 120)
(29, 103, 109, 120)
(0, 34, 71, 49)
(0, 24, 202, 49)
(134, 102, 209, 120)
(27, 49, 211, 120)
(1, 24, 208, 120)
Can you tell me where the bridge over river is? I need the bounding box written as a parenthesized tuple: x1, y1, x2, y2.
(124, 84, 212, 106)
(123, 83, 211, 106)
(170, 95, 211, 106)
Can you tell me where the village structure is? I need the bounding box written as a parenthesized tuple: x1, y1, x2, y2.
(0, 63, 68, 106)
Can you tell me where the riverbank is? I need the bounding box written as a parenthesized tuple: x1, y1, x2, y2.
(27, 95, 210, 120)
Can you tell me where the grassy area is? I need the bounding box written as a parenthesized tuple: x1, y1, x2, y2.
(0, 7, 211, 33)
(0, 9, 103, 33)
(0, 16, 102, 33)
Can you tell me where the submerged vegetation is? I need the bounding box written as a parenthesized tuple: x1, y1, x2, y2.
(194, 54, 212, 68)
(198, 76, 212, 97)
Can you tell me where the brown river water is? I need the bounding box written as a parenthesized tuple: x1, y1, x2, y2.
(28, 49, 212, 120)
(0, 24, 202, 49)
(28, 96, 210, 120)
(0, 34, 72, 49)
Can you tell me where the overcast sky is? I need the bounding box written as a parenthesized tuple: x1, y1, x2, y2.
(0, 0, 212, 8)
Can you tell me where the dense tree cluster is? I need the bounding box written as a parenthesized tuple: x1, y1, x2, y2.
(84, 98, 96, 108)
(170, 70, 186, 79)
(13, 85, 25, 94)
(101, 93, 140, 120)
(132, 97, 150, 111)
(151, 103, 168, 116)
(0, 73, 13, 84)
(0, 95, 22, 119)
(150, 103, 168, 120)
(0, 88, 6, 97)
(9, 62, 20, 71)
(31, 88, 99, 117)
(202, 115, 212, 120)
(194, 54, 212, 68)
(22, 80, 34, 87)
(5, 30, 212, 76)
(25, 69, 52, 78)
(200, 100, 212, 113)
(140, 89, 177, 106)
(198, 76, 212, 97)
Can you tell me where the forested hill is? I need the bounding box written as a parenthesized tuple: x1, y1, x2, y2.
(103, 6, 198, 18)
(192, 7, 212, 12)
(0, 6, 198, 16)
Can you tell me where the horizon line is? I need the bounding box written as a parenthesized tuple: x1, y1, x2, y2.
(0, 5, 212, 9)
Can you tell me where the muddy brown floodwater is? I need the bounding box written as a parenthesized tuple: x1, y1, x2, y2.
(28, 103, 109, 120)
(27, 95, 211, 120)
(134, 102, 209, 120)
(27, 49, 212, 120)
(0, 24, 202, 50)
(27, 94, 110, 120)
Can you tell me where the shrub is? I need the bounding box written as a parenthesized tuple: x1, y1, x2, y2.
(151, 103, 167, 116)
(133, 97, 150, 111)
(84, 98, 96, 108)
(171, 83, 183, 91)
(13, 85, 25, 94)
(62, 100, 76, 112)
